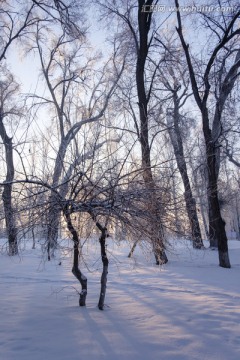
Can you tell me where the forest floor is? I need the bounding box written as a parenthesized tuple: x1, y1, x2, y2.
(0, 237, 240, 360)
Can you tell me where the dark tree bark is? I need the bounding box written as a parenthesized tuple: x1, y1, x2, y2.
(167, 97, 203, 249)
(0, 115, 18, 255)
(64, 210, 87, 306)
(128, 239, 138, 258)
(203, 117, 230, 265)
(96, 0, 168, 264)
(95, 221, 109, 310)
(136, 0, 168, 264)
(209, 49, 240, 247)
(175, 0, 240, 267)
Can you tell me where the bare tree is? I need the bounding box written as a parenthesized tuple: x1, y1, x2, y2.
(175, 0, 240, 267)
(0, 0, 82, 63)
(0, 135, 168, 308)
(155, 52, 204, 248)
(219, 59, 240, 170)
(28, 23, 125, 258)
(63, 158, 168, 306)
(135, 1, 168, 264)
(0, 67, 23, 254)
(96, 0, 168, 264)
(0, 0, 85, 253)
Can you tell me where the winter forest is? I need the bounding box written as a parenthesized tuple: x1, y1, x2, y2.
(0, 1, 240, 359)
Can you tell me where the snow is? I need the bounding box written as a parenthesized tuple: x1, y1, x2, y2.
(0, 238, 240, 360)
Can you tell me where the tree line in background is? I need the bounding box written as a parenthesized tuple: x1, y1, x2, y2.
(0, 0, 240, 307)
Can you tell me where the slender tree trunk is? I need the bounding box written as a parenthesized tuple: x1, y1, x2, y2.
(0, 118, 18, 255)
(167, 105, 203, 249)
(200, 204, 209, 241)
(128, 239, 138, 258)
(170, 163, 182, 236)
(32, 227, 36, 249)
(95, 222, 109, 310)
(64, 210, 87, 306)
(191, 168, 210, 241)
(175, 0, 234, 267)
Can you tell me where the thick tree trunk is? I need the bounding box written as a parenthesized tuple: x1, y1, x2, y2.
(46, 139, 69, 259)
(208, 205, 218, 248)
(65, 210, 87, 306)
(47, 200, 61, 260)
(208, 180, 230, 267)
(203, 110, 230, 268)
(143, 170, 168, 264)
(0, 118, 18, 255)
(136, 1, 168, 264)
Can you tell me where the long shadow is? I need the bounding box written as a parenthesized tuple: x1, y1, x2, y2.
(106, 264, 240, 359)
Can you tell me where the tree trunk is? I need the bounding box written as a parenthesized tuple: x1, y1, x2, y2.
(46, 144, 66, 259)
(191, 168, 209, 241)
(0, 118, 18, 255)
(128, 239, 138, 258)
(136, 1, 168, 264)
(203, 109, 230, 268)
(32, 227, 36, 249)
(170, 162, 182, 236)
(174, 0, 234, 267)
(47, 200, 61, 260)
(64, 210, 87, 306)
(95, 222, 109, 310)
(167, 105, 203, 249)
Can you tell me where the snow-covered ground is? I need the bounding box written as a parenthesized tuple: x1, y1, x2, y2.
(0, 238, 240, 360)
